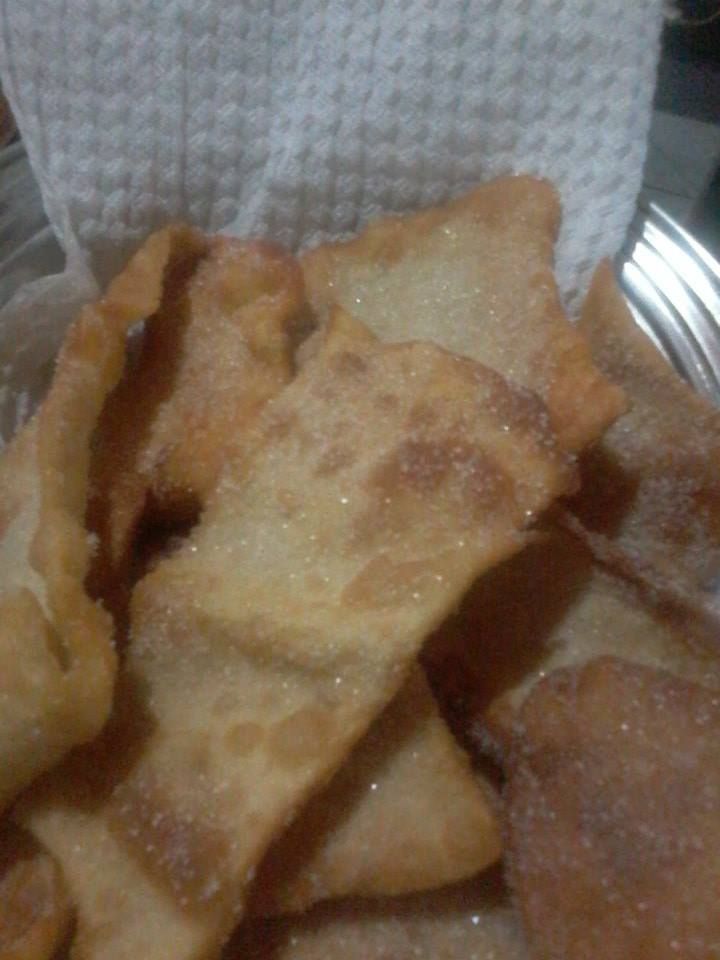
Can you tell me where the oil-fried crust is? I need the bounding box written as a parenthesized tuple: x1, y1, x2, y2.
(23, 309, 573, 959)
(87, 237, 304, 611)
(228, 868, 529, 960)
(507, 657, 720, 960)
(84, 238, 504, 915)
(0, 225, 205, 812)
(248, 665, 501, 916)
(570, 260, 720, 604)
(0, 824, 72, 960)
(302, 176, 626, 453)
(424, 526, 720, 758)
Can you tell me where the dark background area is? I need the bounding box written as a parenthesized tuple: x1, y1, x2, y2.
(657, 2, 720, 124)
(657, 1, 720, 252)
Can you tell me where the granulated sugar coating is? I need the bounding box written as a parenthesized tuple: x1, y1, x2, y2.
(249, 665, 502, 917)
(424, 528, 720, 755)
(4, 190, 719, 959)
(87, 237, 302, 624)
(87, 235, 506, 916)
(0, 226, 206, 814)
(302, 176, 625, 454)
(228, 868, 528, 960)
(52, 217, 506, 924)
(571, 261, 720, 601)
(507, 657, 720, 960)
(23, 308, 572, 960)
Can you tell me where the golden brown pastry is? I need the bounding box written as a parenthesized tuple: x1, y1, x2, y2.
(506, 657, 720, 960)
(570, 260, 720, 602)
(302, 175, 625, 453)
(22, 309, 573, 959)
(0, 225, 206, 812)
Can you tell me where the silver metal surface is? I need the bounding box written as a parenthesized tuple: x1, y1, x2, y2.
(618, 200, 720, 405)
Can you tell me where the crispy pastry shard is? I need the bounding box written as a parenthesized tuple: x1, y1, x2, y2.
(86, 237, 503, 909)
(87, 237, 303, 618)
(302, 176, 625, 453)
(424, 528, 720, 754)
(0, 825, 71, 960)
(506, 658, 720, 960)
(249, 665, 501, 916)
(228, 869, 529, 960)
(0, 225, 206, 812)
(23, 310, 573, 959)
(569, 260, 720, 599)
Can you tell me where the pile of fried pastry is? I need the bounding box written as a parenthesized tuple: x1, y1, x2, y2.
(1, 176, 719, 960)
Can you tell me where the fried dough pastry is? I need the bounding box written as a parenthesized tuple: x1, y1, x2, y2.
(87, 236, 503, 910)
(0, 825, 71, 960)
(424, 527, 720, 754)
(229, 869, 528, 960)
(249, 665, 501, 916)
(506, 657, 720, 960)
(23, 310, 573, 959)
(0, 225, 206, 811)
(88, 237, 303, 621)
(569, 260, 720, 599)
(302, 176, 625, 453)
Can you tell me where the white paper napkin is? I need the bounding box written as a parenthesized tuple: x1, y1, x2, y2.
(0, 0, 664, 436)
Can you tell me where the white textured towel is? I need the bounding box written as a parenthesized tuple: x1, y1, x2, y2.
(0, 0, 664, 433)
